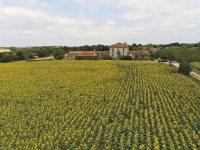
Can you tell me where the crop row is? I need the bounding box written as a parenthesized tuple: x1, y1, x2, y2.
(0, 61, 199, 149)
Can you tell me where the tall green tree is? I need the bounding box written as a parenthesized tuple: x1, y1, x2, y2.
(175, 47, 200, 76)
(1, 53, 14, 62)
(36, 48, 49, 57)
(164, 48, 177, 65)
(53, 49, 65, 60)
(16, 51, 26, 60)
(176, 47, 200, 64)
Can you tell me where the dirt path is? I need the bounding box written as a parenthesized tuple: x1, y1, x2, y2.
(29, 56, 55, 60)
(190, 71, 200, 80)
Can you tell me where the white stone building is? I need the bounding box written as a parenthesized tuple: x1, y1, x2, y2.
(109, 43, 129, 58)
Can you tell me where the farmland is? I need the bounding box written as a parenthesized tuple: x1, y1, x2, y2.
(191, 62, 200, 71)
(0, 61, 199, 150)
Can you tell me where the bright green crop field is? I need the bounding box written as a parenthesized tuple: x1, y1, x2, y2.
(0, 61, 199, 150)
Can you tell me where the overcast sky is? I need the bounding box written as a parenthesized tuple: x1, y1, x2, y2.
(0, 0, 200, 47)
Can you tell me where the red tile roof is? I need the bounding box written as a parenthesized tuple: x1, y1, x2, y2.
(77, 50, 97, 56)
(142, 50, 150, 54)
(110, 43, 129, 48)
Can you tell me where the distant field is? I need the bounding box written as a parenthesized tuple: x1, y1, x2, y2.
(0, 61, 199, 149)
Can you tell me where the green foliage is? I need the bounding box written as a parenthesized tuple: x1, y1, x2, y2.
(53, 49, 65, 60)
(174, 48, 199, 76)
(141, 54, 150, 60)
(121, 55, 132, 60)
(153, 50, 167, 59)
(75, 56, 99, 60)
(16, 51, 25, 60)
(73, 44, 109, 51)
(178, 62, 192, 76)
(0, 53, 14, 62)
(62, 46, 70, 53)
(149, 51, 155, 61)
(102, 53, 112, 60)
(164, 48, 177, 65)
(175, 47, 200, 64)
(28, 54, 35, 59)
(129, 43, 138, 50)
(36, 48, 49, 57)
(0, 52, 3, 59)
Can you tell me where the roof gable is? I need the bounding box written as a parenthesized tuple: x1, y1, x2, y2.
(110, 43, 129, 48)
(77, 50, 97, 56)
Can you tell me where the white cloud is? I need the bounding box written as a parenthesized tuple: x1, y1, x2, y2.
(74, 0, 85, 5)
(117, 0, 200, 36)
(119, 12, 150, 20)
(106, 20, 115, 25)
(28, 0, 37, 4)
(41, 2, 48, 6)
(0, 5, 99, 40)
(0, 0, 200, 46)
(116, 0, 163, 9)
(92, 8, 100, 12)
(185, 24, 195, 28)
(73, 0, 113, 9)
(26, 30, 39, 34)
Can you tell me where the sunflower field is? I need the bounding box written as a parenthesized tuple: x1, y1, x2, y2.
(191, 62, 200, 71)
(0, 61, 199, 150)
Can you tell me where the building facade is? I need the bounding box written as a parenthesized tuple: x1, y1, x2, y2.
(109, 43, 129, 58)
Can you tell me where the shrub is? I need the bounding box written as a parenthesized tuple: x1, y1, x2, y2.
(150, 56, 155, 61)
(102, 54, 112, 60)
(0, 53, 4, 60)
(53, 49, 65, 60)
(28, 54, 35, 59)
(36, 49, 49, 57)
(16, 51, 25, 60)
(178, 62, 191, 76)
(75, 56, 99, 60)
(0, 53, 14, 62)
(121, 55, 132, 60)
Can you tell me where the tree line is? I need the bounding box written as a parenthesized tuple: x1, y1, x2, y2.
(152, 47, 200, 76)
(0, 47, 65, 62)
(1, 42, 200, 64)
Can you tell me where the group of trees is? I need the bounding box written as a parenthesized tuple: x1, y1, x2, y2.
(0, 50, 32, 62)
(1, 42, 200, 67)
(153, 47, 200, 75)
(129, 43, 144, 50)
(65, 44, 110, 52)
(0, 47, 65, 62)
(126, 42, 200, 51)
